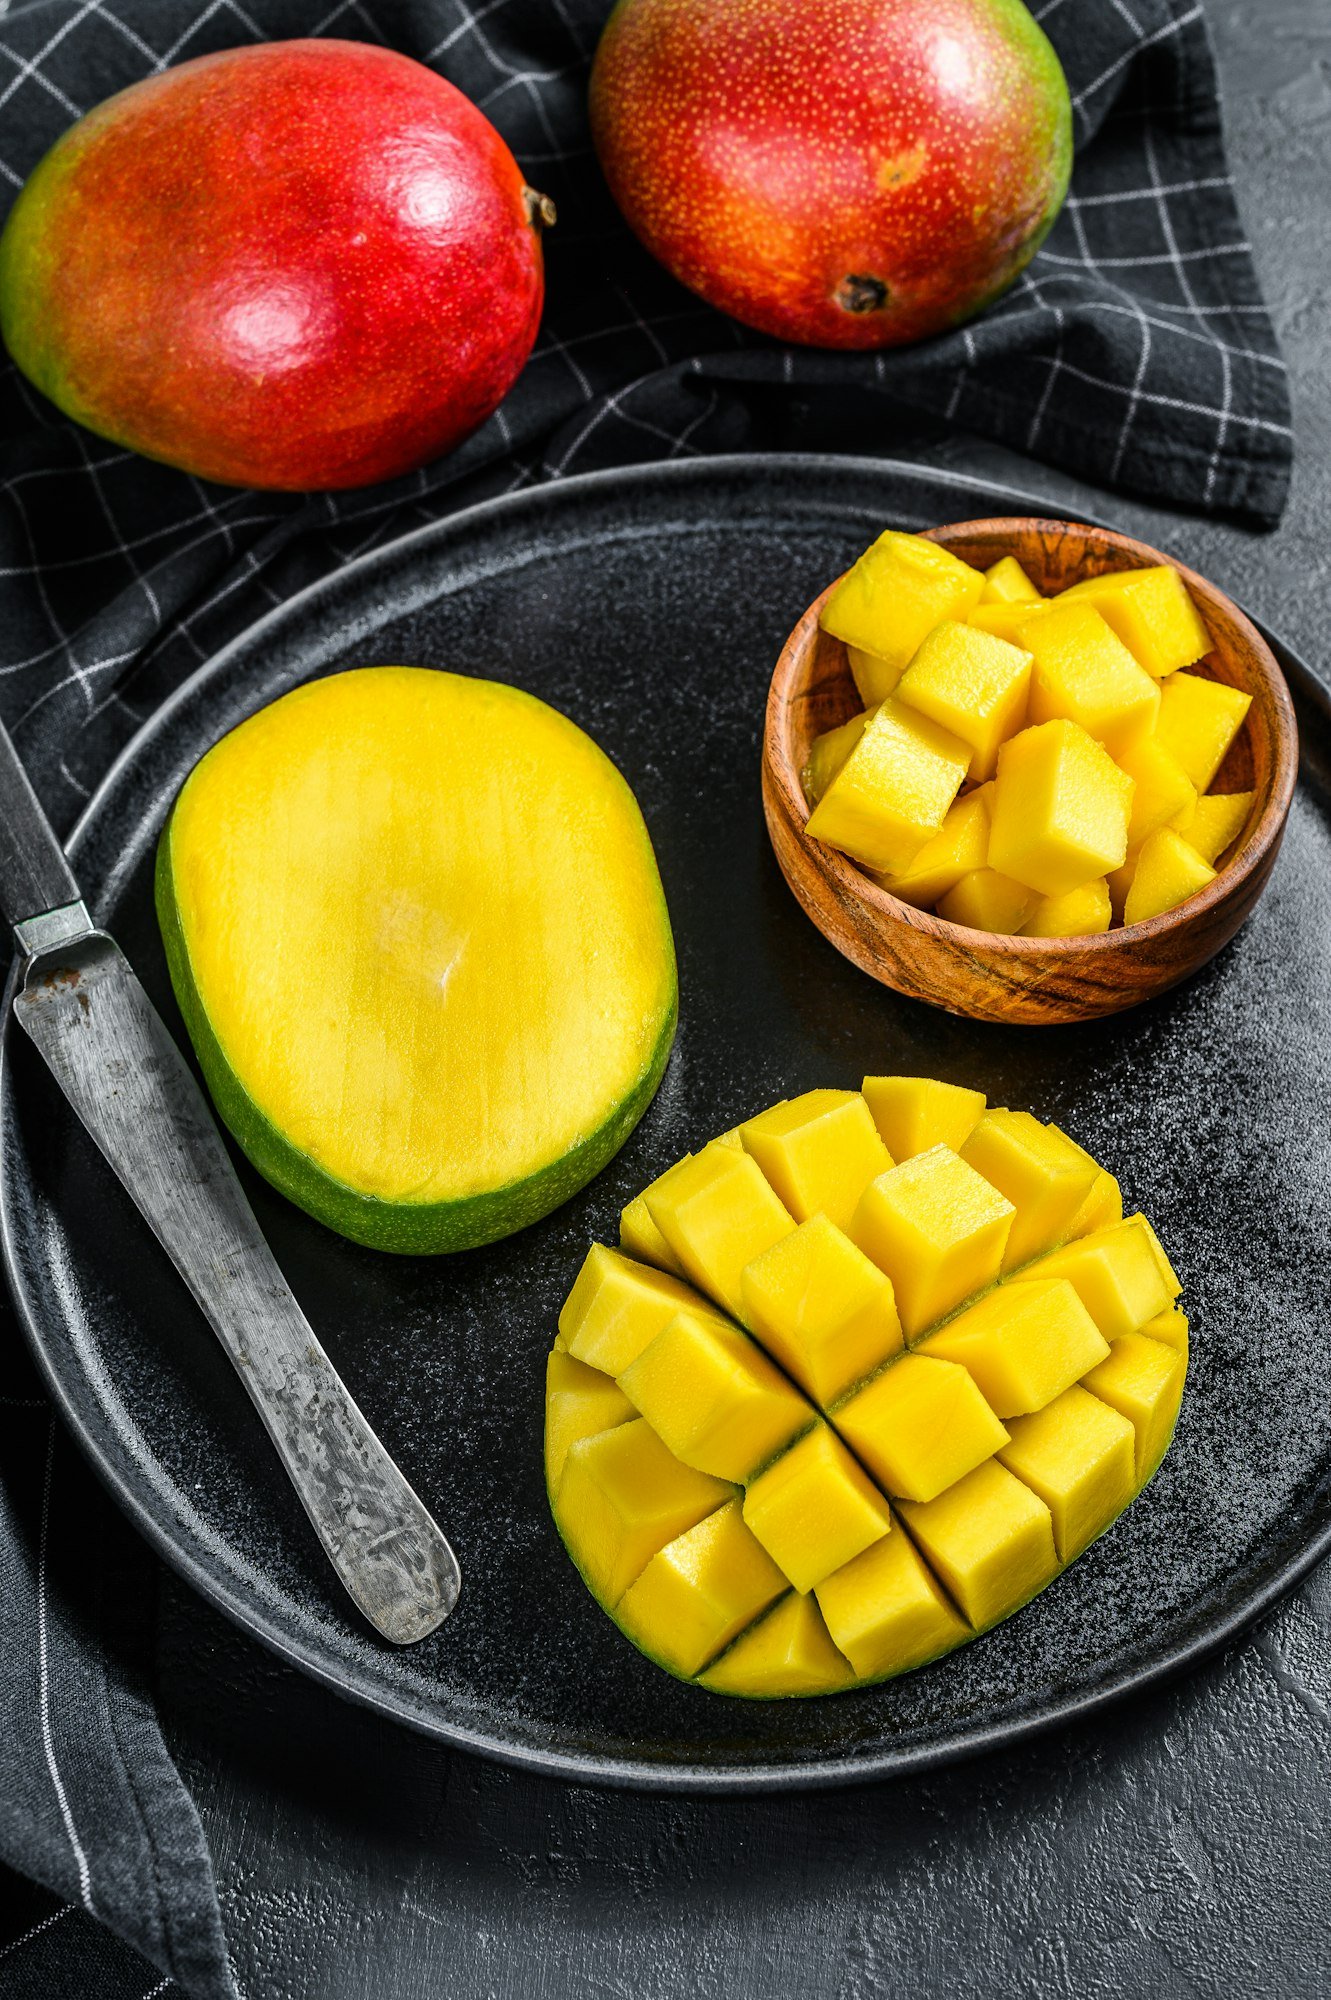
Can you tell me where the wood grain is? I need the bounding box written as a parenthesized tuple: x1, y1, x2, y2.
(762, 517, 1300, 1025)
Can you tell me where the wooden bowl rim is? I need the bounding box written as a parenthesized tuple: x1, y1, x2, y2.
(764, 515, 1299, 959)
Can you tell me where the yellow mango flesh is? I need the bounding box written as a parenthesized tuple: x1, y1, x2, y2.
(162, 667, 675, 1238)
(1123, 826, 1217, 927)
(877, 786, 992, 908)
(895, 621, 1033, 782)
(804, 699, 971, 875)
(1174, 790, 1253, 865)
(1021, 879, 1112, 938)
(1118, 735, 1198, 849)
(1024, 602, 1161, 754)
(820, 530, 985, 678)
(740, 1090, 892, 1233)
(847, 645, 906, 706)
(989, 720, 1133, 897)
(981, 555, 1041, 604)
(1059, 566, 1211, 678)
(801, 707, 875, 808)
(968, 600, 1052, 644)
(645, 1142, 794, 1321)
(937, 866, 1038, 934)
(547, 1079, 1186, 1696)
(1155, 672, 1252, 792)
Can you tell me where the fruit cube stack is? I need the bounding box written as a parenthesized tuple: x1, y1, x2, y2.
(546, 1078, 1187, 1698)
(801, 533, 1254, 935)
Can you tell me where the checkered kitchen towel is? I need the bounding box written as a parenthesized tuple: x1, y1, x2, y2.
(0, 0, 1292, 1991)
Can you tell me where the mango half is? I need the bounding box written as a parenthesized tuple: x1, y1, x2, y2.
(157, 667, 677, 1252)
(546, 1079, 1185, 1697)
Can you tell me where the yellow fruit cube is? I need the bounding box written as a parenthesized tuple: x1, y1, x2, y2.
(895, 621, 1033, 781)
(545, 1350, 636, 1486)
(897, 1458, 1058, 1629)
(1140, 1305, 1189, 1357)
(834, 1354, 1010, 1502)
(820, 530, 985, 685)
(740, 1088, 892, 1232)
(1066, 1165, 1123, 1239)
(916, 1278, 1109, 1418)
(558, 1243, 720, 1375)
(618, 1499, 788, 1677)
(1021, 878, 1112, 938)
(998, 1385, 1136, 1561)
(860, 1075, 986, 1161)
(1105, 847, 1139, 921)
(847, 645, 907, 706)
(1154, 672, 1252, 791)
(618, 1193, 686, 1277)
(981, 555, 1041, 604)
(1025, 1216, 1175, 1342)
(801, 707, 875, 808)
(619, 1310, 811, 1482)
(848, 1145, 1014, 1336)
(701, 1589, 854, 1696)
(1117, 735, 1198, 849)
(741, 1214, 904, 1407)
(958, 1109, 1100, 1271)
(742, 1423, 893, 1593)
(968, 600, 1052, 644)
(937, 867, 1037, 934)
(1081, 1332, 1187, 1484)
(876, 785, 991, 908)
(555, 1419, 732, 1604)
(804, 700, 971, 875)
(989, 720, 1134, 897)
(1024, 600, 1160, 753)
(1137, 1212, 1182, 1297)
(1122, 826, 1216, 927)
(816, 1522, 969, 1678)
(1058, 566, 1211, 678)
(645, 1142, 795, 1321)
(1173, 789, 1253, 865)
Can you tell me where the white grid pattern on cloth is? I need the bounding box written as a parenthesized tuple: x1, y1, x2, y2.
(0, 0, 1292, 834)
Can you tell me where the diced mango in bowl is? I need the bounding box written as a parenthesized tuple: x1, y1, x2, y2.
(546, 1076, 1186, 1697)
(803, 535, 1255, 936)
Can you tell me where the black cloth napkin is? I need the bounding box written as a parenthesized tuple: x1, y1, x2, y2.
(0, 0, 1291, 1991)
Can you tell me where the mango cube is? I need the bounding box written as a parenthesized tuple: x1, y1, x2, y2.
(897, 1458, 1058, 1629)
(1155, 671, 1252, 791)
(545, 1350, 636, 1486)
(989, 720, 1134, 897)
(860, 1075, 986, 1161)
(742, 1422, 893, 1593)
(1117, 735, 1198, 849)
(1059, 566, 1211, 678)
(1174, 789, 1253, 865)
(916, 1278, 1109, 1418)
(820, 530, 985, 686)
(816, 1522, 969, 1678)
(619, 1310, 810, 1482)
(937, 867, 1037, 934)
(895, 621, 1032, 781)
(1024, 601, 1160, 753)
(1026, 1217, 1175, 1342)
(740, 1214, 904, 1407)
(618, 1194, 686, 1277)
(834, 1354, 1010, 1502)
(1021, 879, 1112, 938)
(981, 555, 1041, 605)
(958, 1109, 1101, 1271)
(850, 1145, 1014, 1335)
(701, 1589, 854, 1696)
(1140, 1305, 1189, 1357)
(804, 699, 971, 874)
(847, 645, 907, 706)
(1123, 826, 1217, 927)
(998, 1386, 1137, 1561)
(617, 1499, 787, 1677)
(1081, 1332, 1187, 1484)
(645, 1142, 794, 1321)
(876, 786, 991, 908)
(801, 707, 875, 808)
(969, 600, 1052, 644)
(1066, 1165, 1123, 1239)
(556, 1419, 732, 1604)
(559, 1244, 721, 1376)
(740, 1089, 892, 1232)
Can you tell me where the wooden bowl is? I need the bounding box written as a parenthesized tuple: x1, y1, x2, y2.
(762, 517, 1299, 1025)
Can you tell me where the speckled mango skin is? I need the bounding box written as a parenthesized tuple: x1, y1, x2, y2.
(589, 0, 1072, 349)
(0, 41, 547, 490)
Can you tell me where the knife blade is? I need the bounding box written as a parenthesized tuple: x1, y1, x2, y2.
(1, 718, 460, 1644)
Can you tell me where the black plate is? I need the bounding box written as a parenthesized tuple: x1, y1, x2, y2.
(4, 456, 1331, 1793)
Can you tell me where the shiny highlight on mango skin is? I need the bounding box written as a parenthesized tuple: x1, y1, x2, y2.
(590, 0, 1072, 349)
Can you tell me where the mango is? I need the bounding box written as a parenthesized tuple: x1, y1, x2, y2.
(968, 600, 1052, 644)
(896, 622, 1032, 781)
(1118, 736, 1198, 849)
(1024, 601, 1160, 753)
(701, 1590, 853, 1697)
(801, 707, 876, 808)
(742, 1423, 893, 1592)
(740, 1090, 891, 1232)
(917, 1279, 1108, 1417)
(1081, 1332, 1187, 1481)
(804, 700, 971, 874)
(981, 556, 1041, 605)
(816, 1524, 969, 1680)
(847, 646, 907, 706)
(555, 1419, 732, 1604)
(1026, 1216, 1177, 1342)
(849, 1145, 1014, 1336)
(958, 1110, 1100, 1271)
(1123, 827, 1217, 927)
(1173, 790, 1253, 866)
(645, 1141, 794, 1321)
(559, 1243, 724, 1374)
(1021, 879, 1112, 938)
(818, 533, 985, 686)
(1058, 566, 1210, 678)
(860, 1075, 986, 1162)
(545, 1350, 635, 1486)
(998, 1386, 1136, 1561)
(878, 787, 992, 909)
(740, 1215, 904, 1406)
(938, 868, 1038, 935)
(619, 1310, 811, 1481)
(989, 720, 1133, 897)
(898, 1459, 1058, 1629)
(834, 1354, 1010, 1501)
(617, 1500, 787, 1679)
(1154, 673, 1252, 792)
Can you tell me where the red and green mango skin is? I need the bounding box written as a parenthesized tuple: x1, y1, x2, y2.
(590, 0, 1072, 350)
(0, 40, 547, 490)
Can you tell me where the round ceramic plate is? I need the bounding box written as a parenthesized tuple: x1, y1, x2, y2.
(4, 456, 1331, 1792)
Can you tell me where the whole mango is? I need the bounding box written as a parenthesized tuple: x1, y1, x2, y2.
(0, 41, 554, 489)
(590, 0, 1071, 349)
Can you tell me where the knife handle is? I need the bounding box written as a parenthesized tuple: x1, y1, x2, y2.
(0, 717, 84, 931)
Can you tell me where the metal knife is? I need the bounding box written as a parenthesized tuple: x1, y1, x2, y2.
(0, 718, 461, 1644)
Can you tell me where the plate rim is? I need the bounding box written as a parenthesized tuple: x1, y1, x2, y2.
(4, 449, 1329, 1794)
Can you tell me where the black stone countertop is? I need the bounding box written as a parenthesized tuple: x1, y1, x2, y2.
(159, 4, 1331, 1992)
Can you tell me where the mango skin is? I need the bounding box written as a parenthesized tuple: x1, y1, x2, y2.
(590, 0, 1071, 349)
(0, 41, 547, 489)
